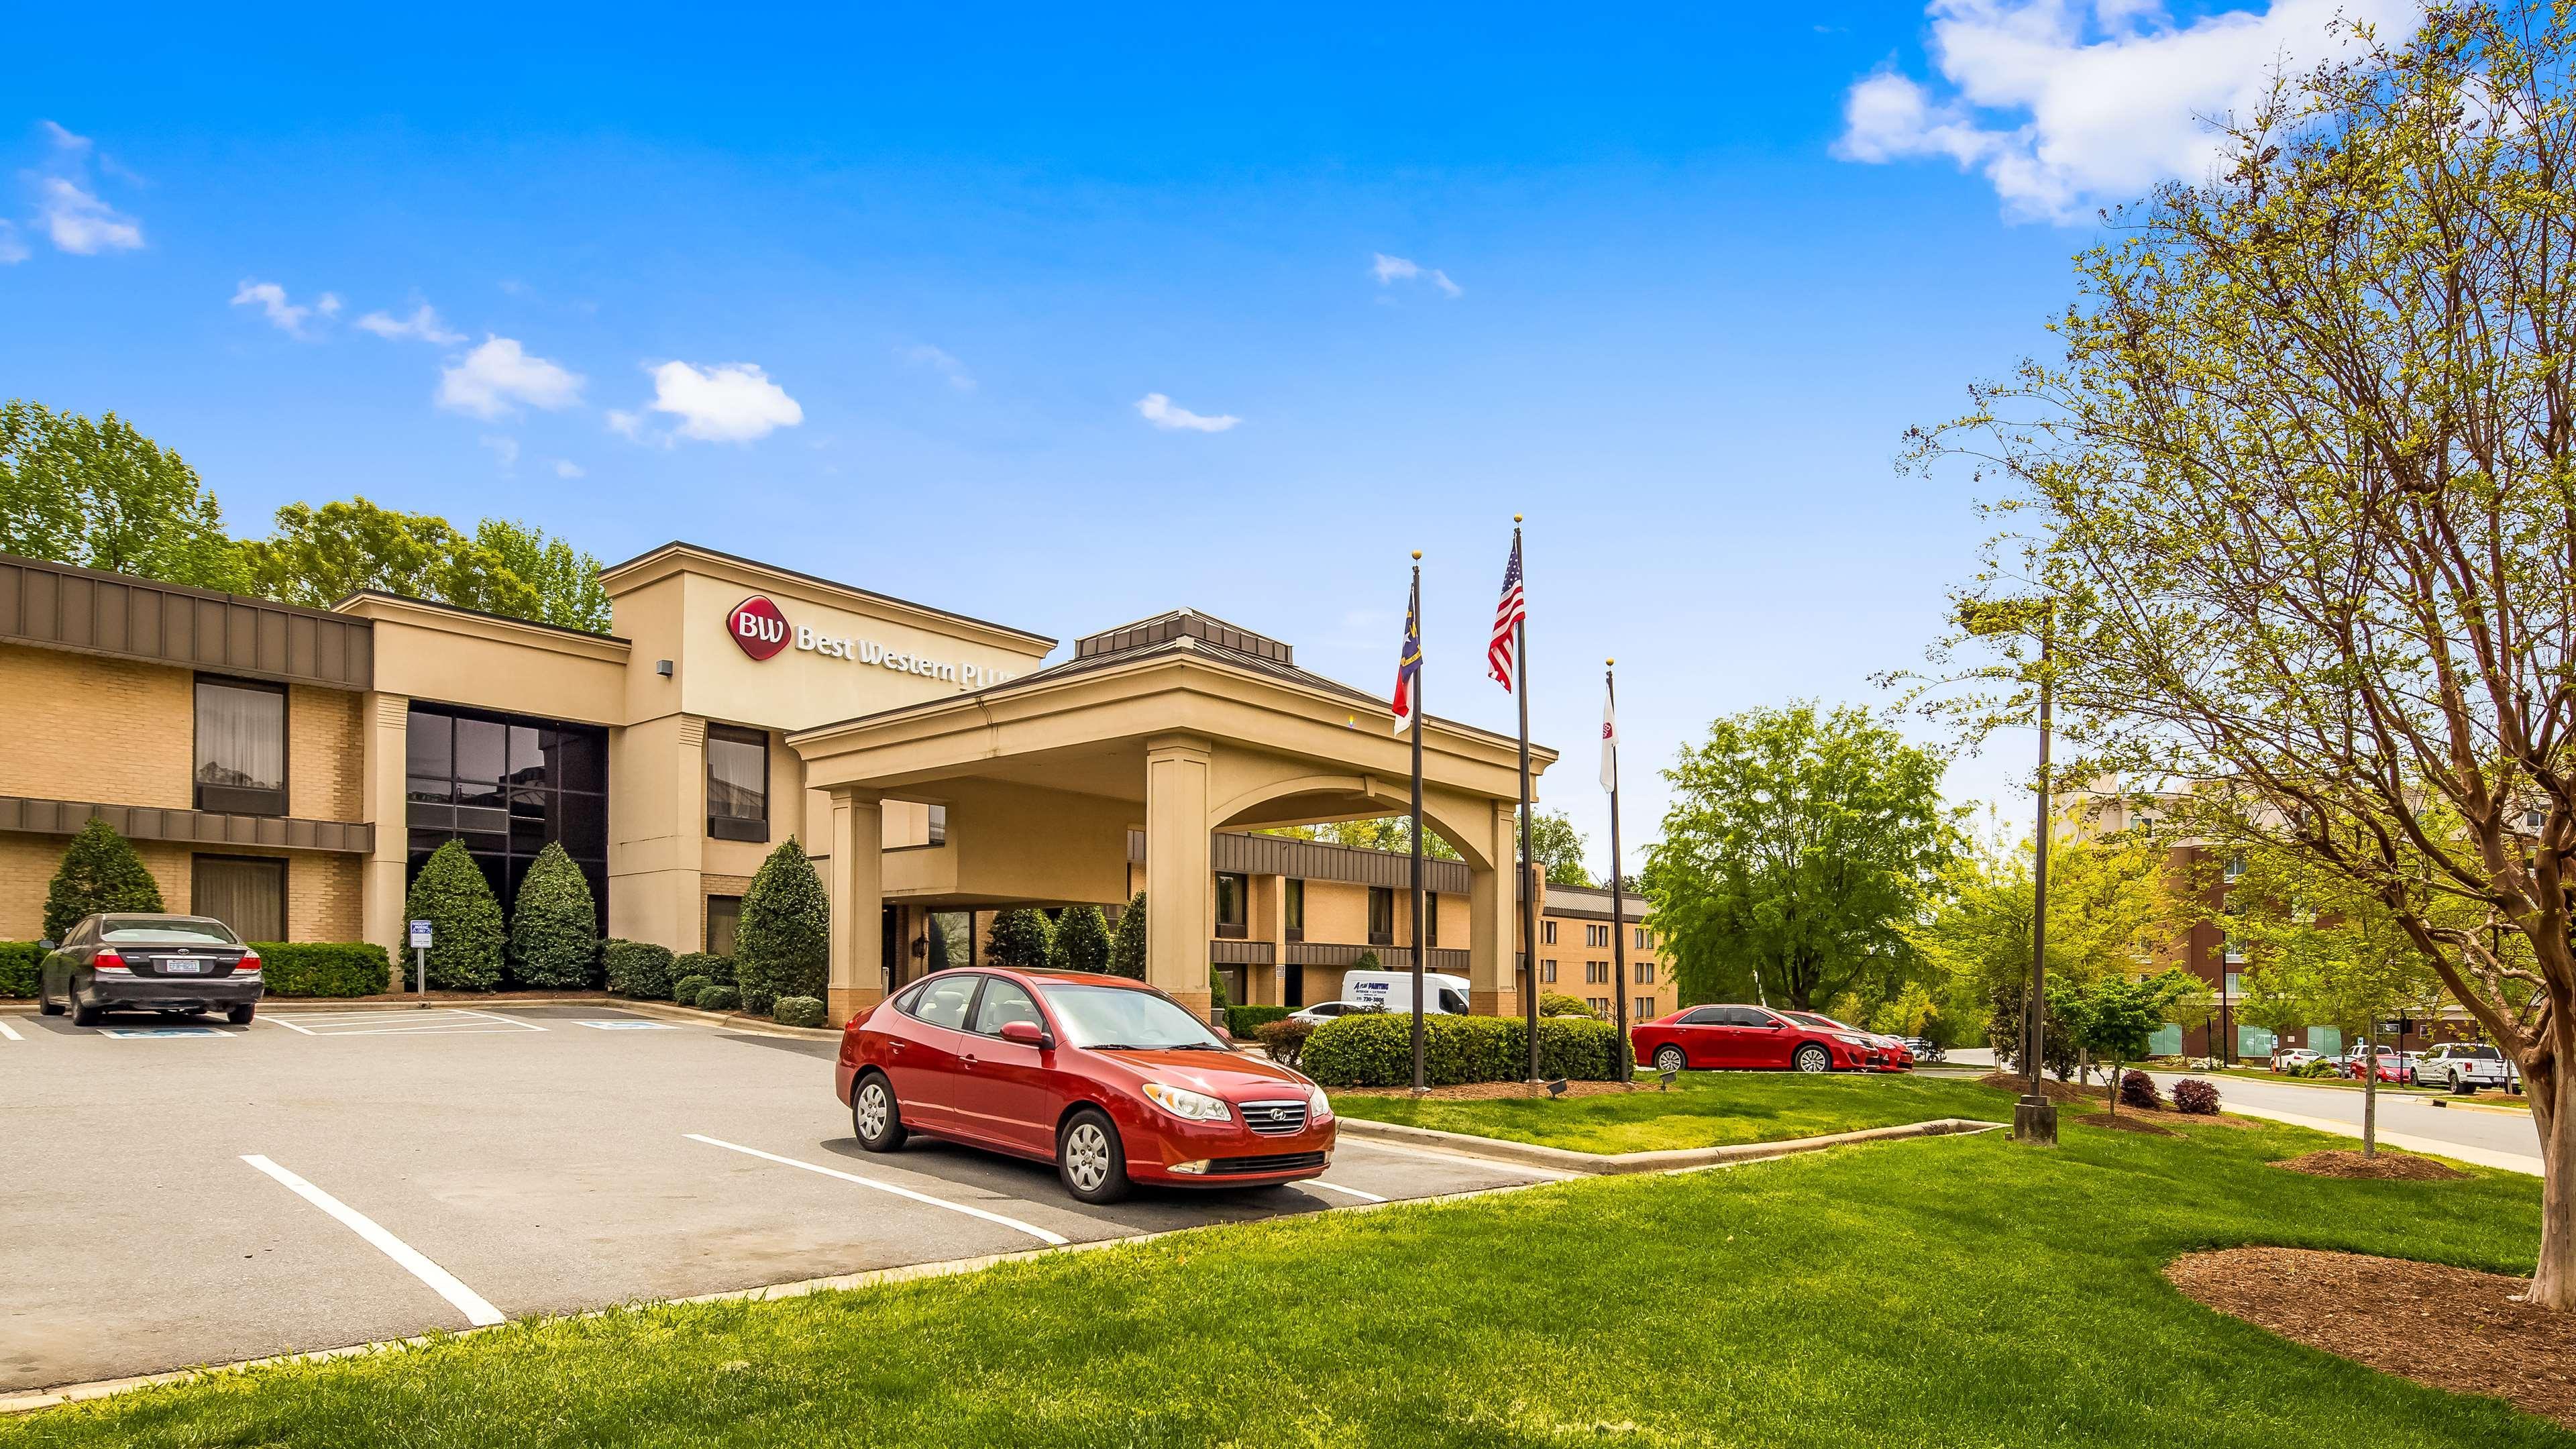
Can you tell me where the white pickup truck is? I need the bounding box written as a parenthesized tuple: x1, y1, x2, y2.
(2418, 1042, 2520, 1093)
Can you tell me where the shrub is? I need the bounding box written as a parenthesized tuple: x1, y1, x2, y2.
(403, 841, 505, 991)
(1540, 991, 1597, 1018)
(697, 983, 741, 1013)
(44, 817, 164, 940)
(604, 939, 678, 1000)
(506, 843, 598, 989)
(672, 974, 714, 1009)
(773, 995, 826, 1028)
(1301, 1012, 1621, 1088)
(676, 951, 735, 988)
(1228, 1004, 1291, 1038)
(1050, 904, 1112, 974)
(0, 941, 45, 998)
(1210, 967, 1230, 1014)
(2170, 1077, 2221, 1116)
(986, 908, 1054, 971)
(2119, 1069, 2164, 1111)
(1351, 949, 1382, 973)
(1256, 1016, 1316, 1067)
(1106, 892, 1147, 979)
(252, 943, 390, 998)
(735, 838, 828, 1015)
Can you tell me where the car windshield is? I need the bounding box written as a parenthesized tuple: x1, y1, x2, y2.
(1788, 1012, 1851, 1030)
(1036, 983, 1229, 1051)
(99, 918, 239, 945)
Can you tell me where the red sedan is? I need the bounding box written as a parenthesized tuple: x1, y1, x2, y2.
(837, 967, 1335, 1203)
(1784, 1011, 1915, 1073)
(1630, 1004, 1898, 1074)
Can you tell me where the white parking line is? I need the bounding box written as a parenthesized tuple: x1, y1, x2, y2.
(260, 1008, 545, 1038)
(1332, 1134, 1583, 1180)
(239, 1155, 505, 1327)
(684, 1134, 1071, 1246)
(0, 1018, 20, 1042)
(1305, 1179, 1387, 1203)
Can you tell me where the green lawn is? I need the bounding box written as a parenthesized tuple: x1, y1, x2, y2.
(7, 1097, 2565, 1448)
(1328, 1070, 2022, 1153)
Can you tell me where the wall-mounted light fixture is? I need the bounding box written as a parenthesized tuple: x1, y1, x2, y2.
(655, 659, 674, 678)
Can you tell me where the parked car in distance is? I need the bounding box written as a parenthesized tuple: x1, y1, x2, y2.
(2269, 1047, 2324, 1073)
(36, 914, 262, 1026)
(1897, 1036, 1944, 1063)
(2419, 1041, 2516, 1093)
(838, 967, 1334, 1203)
(1784, 1011, 1914, 1071)
(2344, 1044, 2414, 1084)
(1342, 970, 1471, 1017)
(1630, 1004, 1895, 1075)
(1286, 1000, 1381, 1026)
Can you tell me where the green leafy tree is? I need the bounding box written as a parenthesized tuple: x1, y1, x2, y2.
(1, 402, 249, 592)
(240, 497, 541, 619)
(1527, 810, 1594, 887)
(1050, 904, 1112, 974)
(404, 841, 504, 991)
(985, 908, 1055, 971)
(1866, 980, 1941, 1040)
(472, 518, 614, 632)
(1644, 702, 1960, 1011)
(43, 818, 166, 939)
(506, 843, 598, 989)
(2057, 971, 2194, 1116)
(735, 837, 829, 1014)
(1106, 892, 1147, 979)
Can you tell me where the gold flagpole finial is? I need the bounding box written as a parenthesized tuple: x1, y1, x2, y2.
(1606, 657, 1615, 667)
(1513, 513, 1523, 523)
(1411, 550, 1422, 561)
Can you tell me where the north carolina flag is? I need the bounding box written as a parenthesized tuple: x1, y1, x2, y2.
(1392, 576, 1422, 727)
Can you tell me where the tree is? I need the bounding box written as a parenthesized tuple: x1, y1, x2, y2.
(1106, 892, 1147, 979)
(1051, 904, 1113, 974)
(472, 518, 614, 633)
(239, 498, 541, 619)
(404, 841, 504, 991)
(985, 908, 1055, 971)
(1908, 7, 2576, 1305)
(1267, 817, 1464, 861)
(1867, 980, 1941, 1039)
(1527, 810, 1595, 887)
(1, 402, 249, 592)
(506, 843, 598, 989)
(43, 817, 165, 939)
(1644, 702, 1960, 1011)
(735, 837, 828, 1014)
(2057, 971, 2194, 1116)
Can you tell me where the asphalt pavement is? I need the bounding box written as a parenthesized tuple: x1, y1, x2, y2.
(2143, 1067, 2542, 1173)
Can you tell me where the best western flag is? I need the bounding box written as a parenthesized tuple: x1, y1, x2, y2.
(1391, 576, 1422, 727)
(1599, 674, 1619, 793)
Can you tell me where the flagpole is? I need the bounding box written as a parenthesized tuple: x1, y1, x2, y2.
(1606, 660, 1632, 1081)
(1408, 553, 1429, 1097)
(1513, 518, 1542, 1083)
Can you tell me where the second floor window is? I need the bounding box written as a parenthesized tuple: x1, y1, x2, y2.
(1540, 959, 1557, 982)
(1285, 879, 1304, 940)
(706, 724, 769, 842)
(1542, 919, 1557, 945)
(1214, 873, 1248, 938)
(1635, 926, 1652, 949)
(195, 677, 287, 816)
(1368, 887, 1394, 945)
(1425, 897, 1438, 948)
(1635, 961, 1655, 984)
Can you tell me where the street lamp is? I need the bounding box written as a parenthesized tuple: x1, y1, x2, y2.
(1960, 596, 2059, 1146)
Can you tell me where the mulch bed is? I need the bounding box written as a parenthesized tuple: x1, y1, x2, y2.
(2167, 1248, 2571, 1428)
(2082, 1114, 2176, 1136)
(1975, 1071, 2244, 1126)
(1331, 1080, 1648, 1102)
(2271, 1150, 2471, 1181)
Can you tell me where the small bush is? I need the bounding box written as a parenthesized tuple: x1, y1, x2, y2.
(1050, 904, 1113, 974)
(1210, 968, 1230, 1014)
(697, 984, 742, 1013)
(736, 838, 828, 1014)
(1302, 1012, 1621, 1087)
(0, 941, 44, 998)
(1539, 991, 1597, 1018)
(404, 841, 504, 991)
(985, 908, 1054, 971)
(672, 974, 714, 1009)
(252, 943, 390, 998)
(506, 843, 598, 989)
(2119, 1069, 2163, 1110)
(675, 952, 734, 989)
(773, 995, 826, 1028)
(2170, 1077, 2221, 1115)
(1228, 1004, 1291, 1038)
(1256, 1017, 1316, 1067)
(44, 817, 166, 941)
(604, 940, 678, 1000)
(1106, 892, 1147, 979)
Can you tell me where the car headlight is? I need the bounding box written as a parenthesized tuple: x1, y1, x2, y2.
(1308, 1083, 1334, 1119)
(1142, 1082, 1234, 1122)
(1833, 1032, 1868, 1047)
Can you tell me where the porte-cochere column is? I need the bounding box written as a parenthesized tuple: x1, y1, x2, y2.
(1144, 733, 1216, 1024)
(826, 790, 883, 1026)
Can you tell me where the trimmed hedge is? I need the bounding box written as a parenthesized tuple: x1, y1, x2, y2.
(506, 843, 598, 989)
(985, 908, 1053, 971)
(1302, 1012, 1622, 1088)
(405, 840, 505, 991)
(250, 943, 390, 998)
(1226, 1005, 1291, 1038)
(1256, 1016, 1316, 1068)
(1050, 904, 1112, 974)
(672, 974, 714, 1009)
(1540, 991, 1599, 1018)
(45, 817, 164, 941)
(676, 952, 735, 989)
(736, 838, 827, 1015)
(0, 941, 42, 998)
(1106, 891, 1146, 979)
(773, 995, 826, 1028)
(697, 984, 741, 1013)
(604, 940, 678, 1000)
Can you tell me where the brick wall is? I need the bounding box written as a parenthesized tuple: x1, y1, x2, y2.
(0, 837, 362, 943)
(288, 684, 364, 820)
(0, 646, 193, 808)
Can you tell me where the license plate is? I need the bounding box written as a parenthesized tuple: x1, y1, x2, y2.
(162, 959, 205, 974)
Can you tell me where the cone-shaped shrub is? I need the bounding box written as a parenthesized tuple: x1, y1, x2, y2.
(1049, 904, 1112, 974)
(508, 844, 598, 989)
(44, 817, 165, 940)
(404, 841, 504, 991)
(1106, 892, 1147, 979)
(735, 836, 827, 1014)
(985, 908, 1054, 971)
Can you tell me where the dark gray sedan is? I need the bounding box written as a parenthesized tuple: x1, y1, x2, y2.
(38, 914, 262, 1026)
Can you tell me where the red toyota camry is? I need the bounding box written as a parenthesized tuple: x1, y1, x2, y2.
(837, 967, 1335, 1203)
(1629, 1003, 1900, 1073)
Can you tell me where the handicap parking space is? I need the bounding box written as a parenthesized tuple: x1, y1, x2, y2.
(0, 1004, 1560, 1396)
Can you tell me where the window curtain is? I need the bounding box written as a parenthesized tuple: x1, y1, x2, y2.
(193, 856, 286, 941)
(195, 682, 284, 791)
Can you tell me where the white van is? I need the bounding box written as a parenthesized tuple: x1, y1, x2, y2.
(1344, 970, 1472, 1017)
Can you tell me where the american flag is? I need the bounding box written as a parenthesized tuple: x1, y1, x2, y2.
(1488, 535, 1525, 689)
(1391, 575, 1422, 723)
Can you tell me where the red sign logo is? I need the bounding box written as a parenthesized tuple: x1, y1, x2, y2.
(728, 596, 790, 661)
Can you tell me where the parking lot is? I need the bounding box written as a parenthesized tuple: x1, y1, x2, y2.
(0, 1003, 1556, 1395)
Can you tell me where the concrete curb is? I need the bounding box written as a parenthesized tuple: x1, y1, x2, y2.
(2424, 1097, 2534, 1116)
(1327, 1115, 2007, 1175)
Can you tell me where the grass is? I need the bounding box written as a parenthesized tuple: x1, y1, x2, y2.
(8, 1087, 2565, 1448)
(1328, 1070, 2021, 1153)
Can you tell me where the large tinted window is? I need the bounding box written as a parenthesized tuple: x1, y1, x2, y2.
(195, 678, 286, 816)
(407, 703, 608, 933)
(706, 724, 769, 842)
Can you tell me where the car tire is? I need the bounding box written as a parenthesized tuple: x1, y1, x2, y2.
(1794, 1043, 1831, 1074)
(851, 1072, 907, 1152)
(1654, 1045, 1687, 1074)
(1058, 1107, 1130, 1204)
(71, 994, 102, 1027)
(38, 986, 64, 1017)
(227, 1004, 256, 1026)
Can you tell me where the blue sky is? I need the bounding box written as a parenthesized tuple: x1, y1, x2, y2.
(3, 1, 2389, 874)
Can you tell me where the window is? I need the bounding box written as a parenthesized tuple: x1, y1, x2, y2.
(1589, 996, 1610, 1016)
(1634, 996, 1654, 1020)
(1635, 926, 1652, 949)
(706, 895, 743, 957)
(2224, 972, 2242, 996)
(1542, 919, 1557, 945)
(1587, 961, 1609, 984)
(972, 977, 1044, 1036)
(1284, 879, 1305, 942)
(706, 724, 769, 843)
(1425, 898, 1438, 948)
(406, 703, 608, 933)
(193, 855, 284, 942)
(1540, 959, 1558, 983)
(1214, 873, 1248, 938)
(1635, 961, 1655, 984)
(195, 677, 287, 816)
(1368, 887, 1394, 945)
(928, 804, 949, 846)
(1680, 1006, 1727, 1025)
(906, 972, 981, 1030)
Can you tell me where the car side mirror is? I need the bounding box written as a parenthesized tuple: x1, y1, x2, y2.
(36, 939, 56, 953)
(1764, 1020, 1784, 1028)
(998, 1020, 1053, 1049)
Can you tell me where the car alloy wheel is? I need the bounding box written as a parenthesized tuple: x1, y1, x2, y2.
(853, 1075, 906, 1152)
(1654, 1045, 1686, 1074)
(1058, 1108, 1130, 1204)
(1794, 1044, 1831, 1073)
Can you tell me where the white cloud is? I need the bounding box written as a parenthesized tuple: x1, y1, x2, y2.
(36, 176, 142, 254)
(0, 221, 25, 266)
(436, 335, 585, 419)
(480, 435, 520, 472)
(1135, 392, 1241, 433)
(230, 279, 335, 339)
(1371, 252, 1462, 297)
(1836, 0, 2418, 221)
(356, 304, 465, 344)
(38, 120, 89, 155)
(606, 409, 643, 439)
(902, 343, 975, 391)
(553, 459, 585, 478)
(640, 360, 803, 443)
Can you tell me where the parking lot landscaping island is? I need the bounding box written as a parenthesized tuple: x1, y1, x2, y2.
(1328, 1072, 2038, 1155)
(7, 1106, 2562, 1446)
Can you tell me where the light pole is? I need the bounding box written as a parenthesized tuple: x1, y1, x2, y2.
(1962, 597, 2059, 1146)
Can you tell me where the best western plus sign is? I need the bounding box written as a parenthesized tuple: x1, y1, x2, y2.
(728, 594, 1012, 687)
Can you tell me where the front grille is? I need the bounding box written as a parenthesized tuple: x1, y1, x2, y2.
(1239, 1099, 1310, 1136)
(1208, 1151, 1327, 1176)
